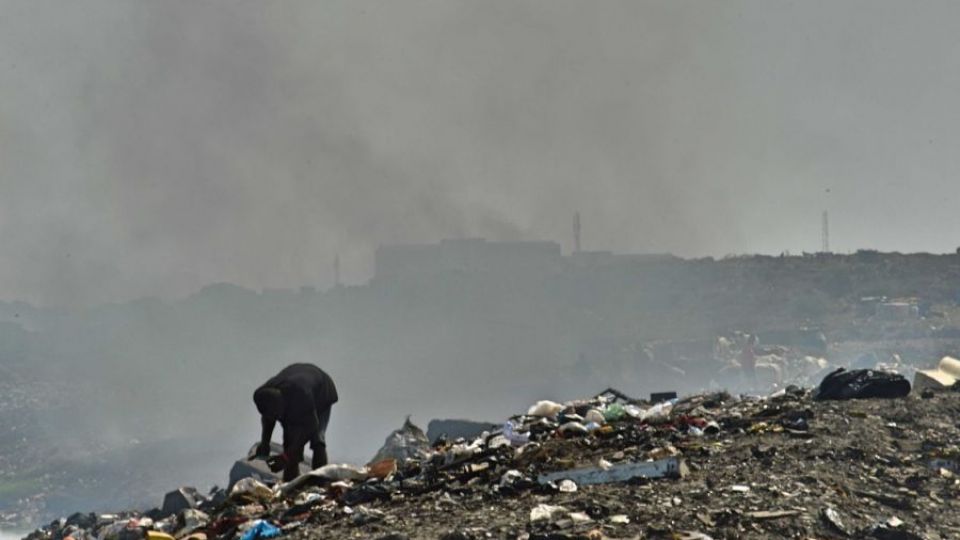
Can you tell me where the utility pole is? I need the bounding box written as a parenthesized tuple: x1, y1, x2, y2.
(573, 211, 581, 253)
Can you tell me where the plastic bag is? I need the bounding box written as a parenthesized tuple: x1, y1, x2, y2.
(813, 368, 910, 401)
(584, 409, 606, 425)
(229, 478, 275, 502)
(527, 400, 564, 418)
(503, 420, 530, 446)
(239, 520, 281, 540)
(602, 403, 626, 422)
(640, 398, 677, 422)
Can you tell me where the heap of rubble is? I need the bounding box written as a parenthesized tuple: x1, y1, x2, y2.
(23, 384, 960, 540)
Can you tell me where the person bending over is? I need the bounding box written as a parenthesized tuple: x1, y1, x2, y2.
(252, 363, 338, 482)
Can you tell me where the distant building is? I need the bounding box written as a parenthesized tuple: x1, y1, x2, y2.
(374, 238, 563, 280)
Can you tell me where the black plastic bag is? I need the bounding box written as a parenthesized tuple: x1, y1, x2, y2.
(813, 368, 911, 401)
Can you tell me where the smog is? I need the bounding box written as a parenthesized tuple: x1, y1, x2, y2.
(2, 1, 960, 538)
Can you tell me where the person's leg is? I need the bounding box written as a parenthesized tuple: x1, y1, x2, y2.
(310, 405, 331, 469)
(283, 428, 306, 482)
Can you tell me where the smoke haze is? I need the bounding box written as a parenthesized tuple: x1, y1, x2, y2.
(3, 1, 960, 306)
(3, 0, 960, 520)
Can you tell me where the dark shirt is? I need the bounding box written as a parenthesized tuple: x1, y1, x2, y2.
(257, 363, 338, 433)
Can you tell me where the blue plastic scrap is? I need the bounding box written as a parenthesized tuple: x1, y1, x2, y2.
(240, 520, 282, 540)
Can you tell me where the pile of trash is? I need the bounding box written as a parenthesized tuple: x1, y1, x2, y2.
(22, 379, 960, 540)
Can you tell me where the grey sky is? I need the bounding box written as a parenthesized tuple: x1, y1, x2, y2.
(2, 1, 959, 306)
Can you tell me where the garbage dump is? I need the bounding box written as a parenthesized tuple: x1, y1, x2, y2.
(23, 385, 960, 540)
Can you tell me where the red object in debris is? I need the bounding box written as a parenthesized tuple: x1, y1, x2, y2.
(676, 415, 708, 429)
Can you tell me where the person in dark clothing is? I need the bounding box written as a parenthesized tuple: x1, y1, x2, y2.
(252, 363, 338, 482)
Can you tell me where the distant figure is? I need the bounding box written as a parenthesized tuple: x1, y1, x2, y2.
(253, 363, 338, 482)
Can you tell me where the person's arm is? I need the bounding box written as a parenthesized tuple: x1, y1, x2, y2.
(256, 416, 276, 458)
(306, 404, 320, 437)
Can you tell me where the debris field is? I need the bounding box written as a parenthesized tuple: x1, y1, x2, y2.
(24, 385, 960, 540)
